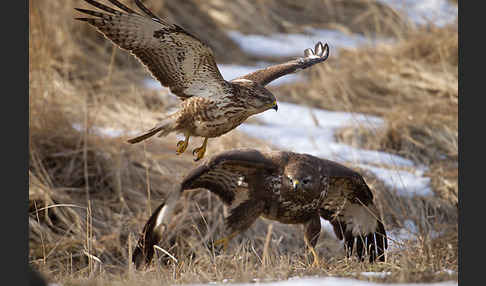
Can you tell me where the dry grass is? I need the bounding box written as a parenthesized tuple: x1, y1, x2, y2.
(29, 0, 458, 285)
(274, 23, 458, 205)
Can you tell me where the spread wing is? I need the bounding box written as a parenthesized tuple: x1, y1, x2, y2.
(75, 0, 226, 100)
(180, 149, 278, 205)
(317, 159, 388, 262)
(233, 42, 329, 86)
(132, 149, 278, 268)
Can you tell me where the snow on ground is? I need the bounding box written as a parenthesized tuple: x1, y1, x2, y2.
(144, 1, 456, 90)
(356, 164, 431, 197)
(387, 219, 443, 251)
(358, 272, 392, 278)
(72, 123, 138, 138)
(227, 28, 379, 58)
(48, 277, 457, 286)
(237, 102, 432, 197)
(387, 219, 420, 250)
(378, 0, 457, 27)
(228, 1, 457, 59)
(70, 3, 457, 285)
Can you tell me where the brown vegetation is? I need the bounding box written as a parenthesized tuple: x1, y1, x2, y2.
(274, 24, 458, 205)
(29, 0, 458, 285)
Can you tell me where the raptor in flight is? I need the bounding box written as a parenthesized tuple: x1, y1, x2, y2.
(75, 0, 330, 161)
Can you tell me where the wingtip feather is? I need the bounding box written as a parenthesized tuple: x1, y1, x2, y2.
(74, 17, 90, 22)
(304, 48, 314, 57)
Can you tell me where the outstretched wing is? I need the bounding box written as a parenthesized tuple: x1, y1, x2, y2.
(132, 149, 278, 268)
(180, 148, 278, 205)
(233, 42, 329, 86)
(317, 159, 388, 262)
(75, 0, 226, 100)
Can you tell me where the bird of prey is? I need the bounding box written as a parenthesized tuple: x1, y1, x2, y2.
(75, 0, 330, 161)
(132, 149, 388, 268)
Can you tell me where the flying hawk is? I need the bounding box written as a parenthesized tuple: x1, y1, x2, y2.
(132, 149, 388, 268)
(75, 0, 330, 161)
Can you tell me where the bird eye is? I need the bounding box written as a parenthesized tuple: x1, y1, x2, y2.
(302, 179, 310, 185)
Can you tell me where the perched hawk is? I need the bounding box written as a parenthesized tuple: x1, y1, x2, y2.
(132, 149, 388, 268)
(75, 0, 330, 161)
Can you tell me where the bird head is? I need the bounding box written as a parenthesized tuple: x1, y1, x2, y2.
(251, 85, 278, 113)
(284, 162, 318, 192)
(232, 79, 278, 113)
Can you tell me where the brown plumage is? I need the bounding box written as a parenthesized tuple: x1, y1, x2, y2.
(75, 0, 330, 161)
(132, 149, 388, 269)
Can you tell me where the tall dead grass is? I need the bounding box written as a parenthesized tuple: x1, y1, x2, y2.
(29, 0, 457, 284)
(274, 23, 458, 205)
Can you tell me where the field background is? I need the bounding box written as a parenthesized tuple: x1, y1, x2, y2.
(29, 0, 458, 285)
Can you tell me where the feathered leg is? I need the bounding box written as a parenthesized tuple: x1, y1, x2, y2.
(214, 199, 265, 250)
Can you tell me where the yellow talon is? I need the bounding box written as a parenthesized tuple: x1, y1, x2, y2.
(176, 134, 190, 154)
(310, 246, 320, 267)
(192, 138, 208, 161)
(214, 232, 238, 251)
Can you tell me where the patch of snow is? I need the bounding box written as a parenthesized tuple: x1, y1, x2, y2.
(438, 269, 457, 275)
(72, 123, 137, 138)
(227, 29, 379, 58)
(139, 84, 432, 198)
(359, 272, 392, 278)
(387, 219, 442, 250)
(356, 164, 432, 197)
(238, 102, 431, 197)
(390, 221, 418, 249)
(378, 0, 457, 27)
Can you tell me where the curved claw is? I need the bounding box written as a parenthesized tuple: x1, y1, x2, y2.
(213, 232, 238, 252)
(176, 134, 190, 155)
(213, 237, 230, 252)
(192, 138, 208, 162)
(192, 147, 201, 161)
(176, 140, 188, 155)
(309, 246, 320, 268)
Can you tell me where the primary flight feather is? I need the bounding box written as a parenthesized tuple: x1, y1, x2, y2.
(75, 0, 330, 161)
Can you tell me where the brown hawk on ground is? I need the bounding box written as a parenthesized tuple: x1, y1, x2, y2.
(75, 0, 330, 161)
(132, 149, 388, 268)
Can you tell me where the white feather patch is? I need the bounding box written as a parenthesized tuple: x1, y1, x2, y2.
(231, 78, 253, 84)
(342, 204, 378, 236)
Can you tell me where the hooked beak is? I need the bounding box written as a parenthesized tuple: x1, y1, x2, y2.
(272, 101, 278, 111)
(292, 179, 300, 191)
